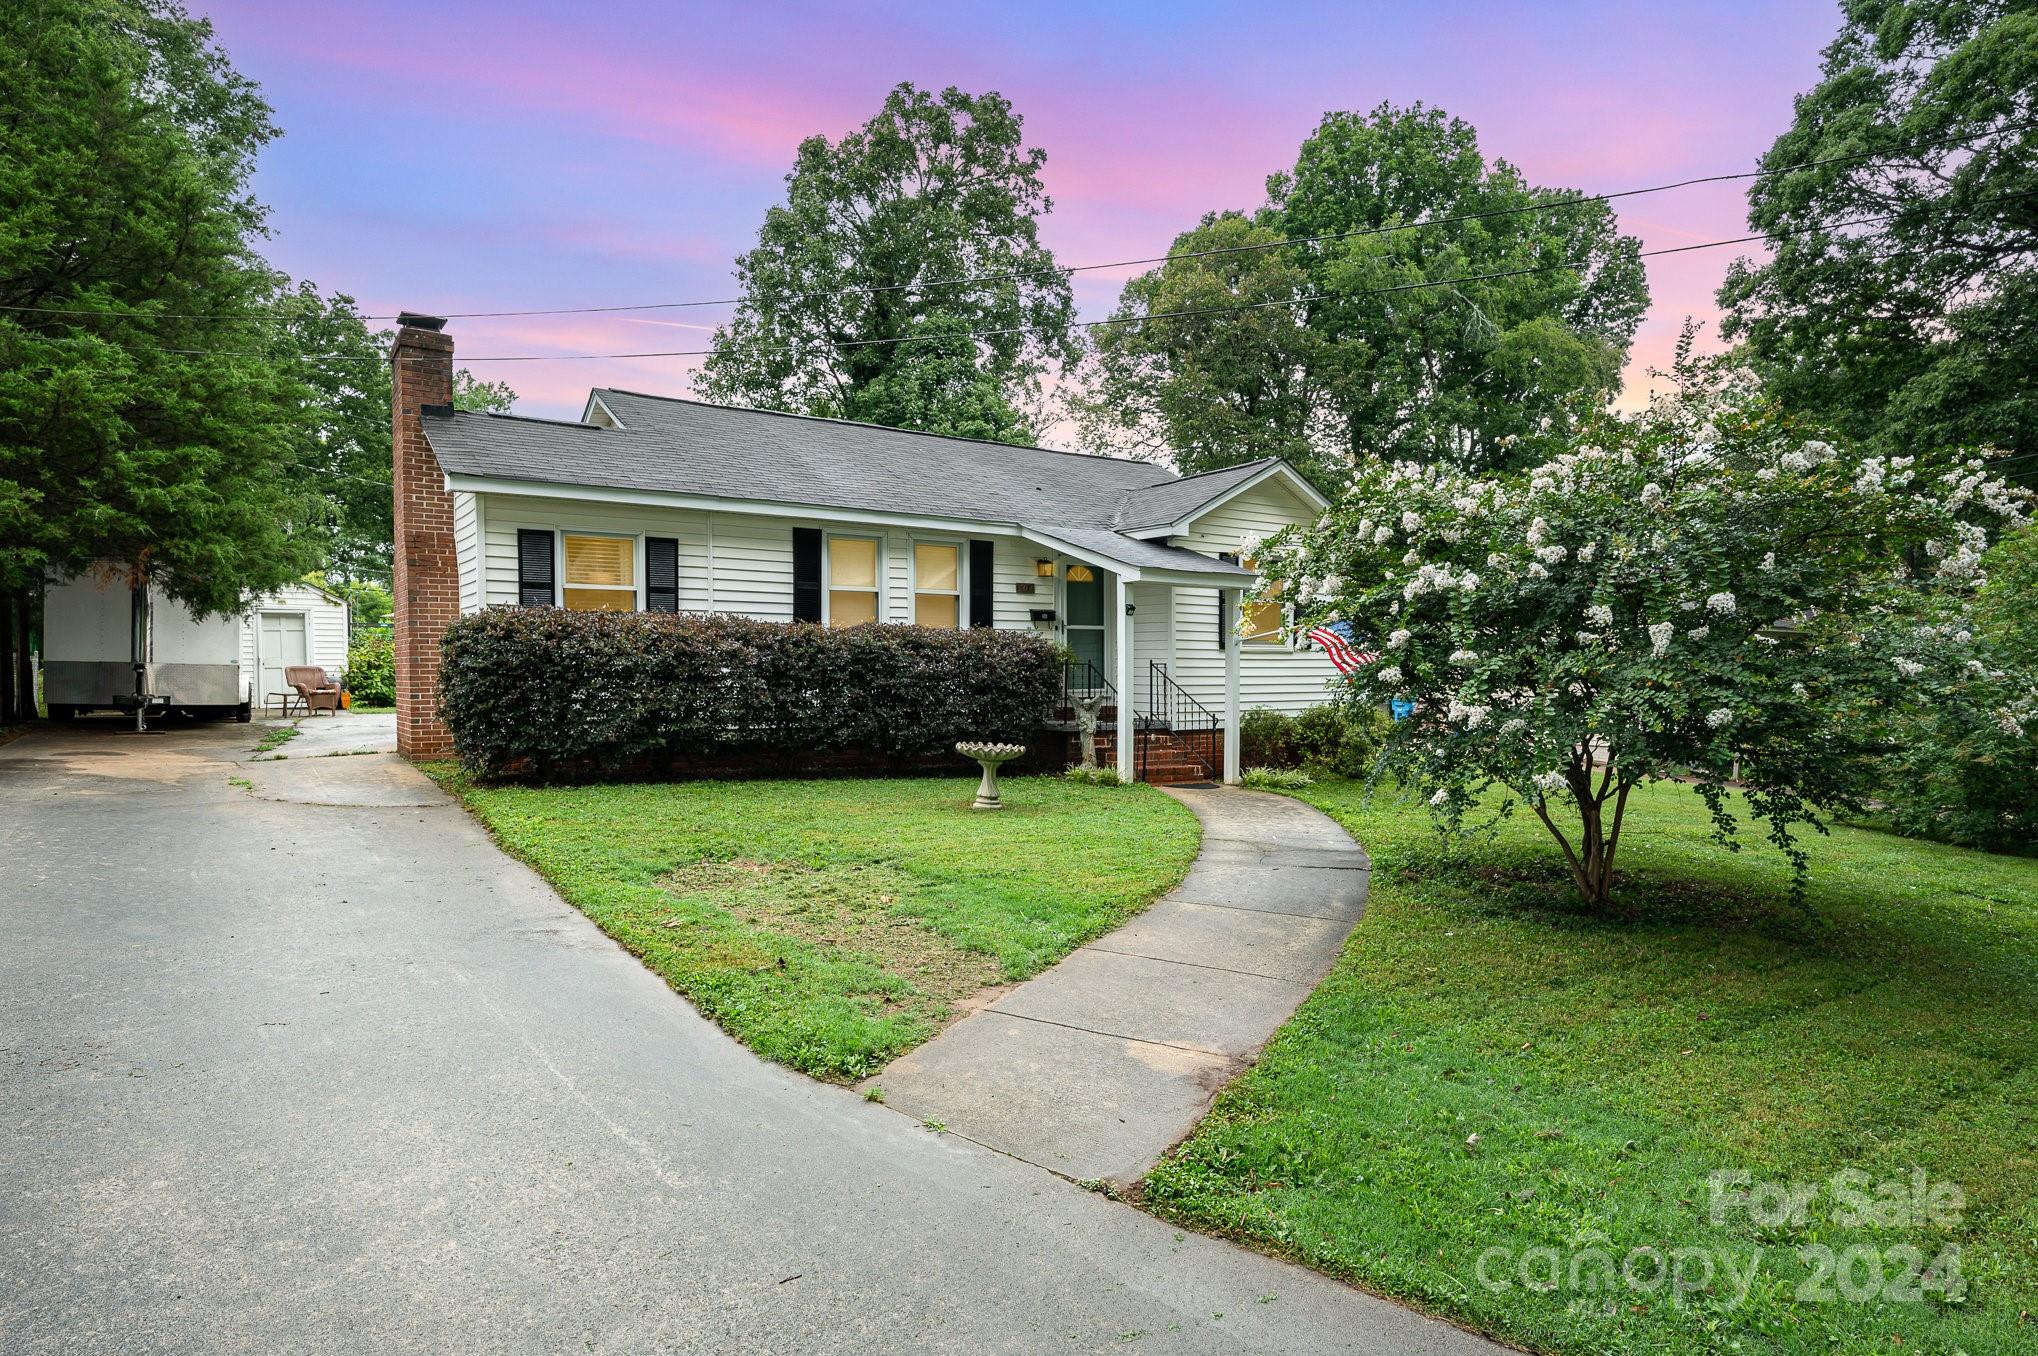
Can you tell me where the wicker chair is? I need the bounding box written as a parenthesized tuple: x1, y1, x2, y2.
(286, 665, 342, 716)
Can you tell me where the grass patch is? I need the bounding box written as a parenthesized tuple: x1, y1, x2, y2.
(345, 703, 396, 714)
(1146, 778, 2038, 1355)
(252, 724, 298, 754)
(424, 769, 1199, 1079)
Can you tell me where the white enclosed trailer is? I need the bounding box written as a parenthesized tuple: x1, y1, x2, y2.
(42, 573, 251, 721)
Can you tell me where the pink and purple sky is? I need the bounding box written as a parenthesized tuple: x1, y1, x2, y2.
(193, 0, 1842, 426)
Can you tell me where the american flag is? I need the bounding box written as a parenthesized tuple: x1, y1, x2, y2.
(1305, 620, 1373, 676)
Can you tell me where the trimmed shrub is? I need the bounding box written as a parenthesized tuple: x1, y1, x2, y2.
(1062, 764, 1124, 787)
(438, 608, 1061, 780)
(343, 631, 394, 706)
(1239, 703, 1387, 778)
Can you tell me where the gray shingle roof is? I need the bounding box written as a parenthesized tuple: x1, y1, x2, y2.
(1110, 462, 1285, 532)
(422, 389, 1270, 579)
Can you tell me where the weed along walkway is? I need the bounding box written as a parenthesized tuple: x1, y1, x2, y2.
(870, 785, 1369, 1184)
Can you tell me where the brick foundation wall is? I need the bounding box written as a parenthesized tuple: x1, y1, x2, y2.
(390, 316, 457, 760)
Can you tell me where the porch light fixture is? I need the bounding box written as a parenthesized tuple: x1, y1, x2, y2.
(1034, 559, 1056, 577)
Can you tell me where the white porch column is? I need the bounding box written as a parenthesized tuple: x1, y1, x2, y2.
(1113, 571, 1135, 782)
(1221, 586, 1242, 784)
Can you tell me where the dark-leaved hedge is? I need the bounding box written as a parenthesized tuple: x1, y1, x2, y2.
(438, 608, 1061, 780)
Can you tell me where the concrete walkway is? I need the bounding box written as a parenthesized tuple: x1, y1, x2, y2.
(1, 721, 1495, 1355)
(250, 709, 396, 760)
(873, 785, 1369, 1185)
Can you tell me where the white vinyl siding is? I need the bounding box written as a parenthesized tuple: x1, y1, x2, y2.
(1170, 480, 1339, 716)
(453, 491, 480, 614)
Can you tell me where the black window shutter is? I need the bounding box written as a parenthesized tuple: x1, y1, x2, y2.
(968, 540, 994, 628)
(645, 537, 679, 613)
(1217, 552, 1239, 648)
(517, 529, 556, 607)
(792, 527, 823, 623)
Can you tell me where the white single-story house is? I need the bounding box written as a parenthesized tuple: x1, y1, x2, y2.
(388, 314, 1338, 780)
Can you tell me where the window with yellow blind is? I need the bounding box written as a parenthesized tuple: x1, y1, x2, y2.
(561, 534, 636, 612)
(827, 536, 879, 626)
(1240, 557, 1284, 644)
(913, 542, 960, 628)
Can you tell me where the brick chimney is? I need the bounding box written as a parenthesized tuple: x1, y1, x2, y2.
(390, 312, 457, 760)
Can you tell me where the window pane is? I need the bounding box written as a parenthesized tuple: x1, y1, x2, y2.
(829, 589, 878, 626)
(565, 535, 633, 587)
(1064, 574, 1103, 626)
(564, 587, 636, 613)
(915, 543, 957, 592)
(915, 594, 958, 628)
(1242, 600, 1284, 644)
(829, 537, 878, 589)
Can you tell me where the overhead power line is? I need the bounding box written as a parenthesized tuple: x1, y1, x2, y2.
(4, 119, 2032, 327)
(153, 193, 2035, 366)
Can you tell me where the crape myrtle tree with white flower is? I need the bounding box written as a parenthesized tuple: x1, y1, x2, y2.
(1249, 351, 2032, 906)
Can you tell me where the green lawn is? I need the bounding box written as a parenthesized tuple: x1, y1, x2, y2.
(426, 770, 1199, 1079)
(1146, 778, 2038, 1355)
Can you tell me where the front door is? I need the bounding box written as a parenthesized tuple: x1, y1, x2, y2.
(1064, 566, 1106, 686)
(259, 612, 308, 699)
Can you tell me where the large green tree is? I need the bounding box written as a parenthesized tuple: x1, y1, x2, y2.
(278, 285, 512, 586)
(1072, 212, 1333, 482)
(695, 83, 1074, 443)
(0, 0, 321, 614)
(1719, 1, 2038, 479)
(1077, 104, 1649, 481)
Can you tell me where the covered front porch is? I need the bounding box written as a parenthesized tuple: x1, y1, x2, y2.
(1021, 534, 1248, 785)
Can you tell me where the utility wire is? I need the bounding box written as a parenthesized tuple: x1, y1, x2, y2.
(5, 119, 2032, 327)
(152, 193, 2035, 366)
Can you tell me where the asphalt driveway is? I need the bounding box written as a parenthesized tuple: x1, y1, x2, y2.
(0, 720, 1501, 1355)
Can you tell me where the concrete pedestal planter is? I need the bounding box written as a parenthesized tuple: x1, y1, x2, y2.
(956, 742, 1025, 810)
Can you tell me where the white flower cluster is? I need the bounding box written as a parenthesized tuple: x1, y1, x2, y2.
(1535, 545, 1568, 565)
(1577, 541, 1598, 563)
(1447, 648, 1479, 665)
(1706, 708, 1734, 729)
(1584, 603, 1614, 628)
(1429, 787, 1452, 807)
(1640, 482, 1664, 507)
(1532, 770, 1568, 794)
(1687, 625, 1710, 641)
(1893, 657, 1924, 678)
(1648, 621, 1674, 657)
(1526, 516, 1550, 547)
(1402, 562, 1478, 599)
(1375, 665, 1403, 686)
(1706, 592, 1737, 615)
(1386, 628, 1412, 649)
(1446, 697, 1491, 729)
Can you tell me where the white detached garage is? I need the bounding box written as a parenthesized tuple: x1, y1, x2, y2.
(241, 582, 350, 712)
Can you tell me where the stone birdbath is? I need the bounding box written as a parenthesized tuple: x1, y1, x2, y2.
(956, 741, 1025, 810)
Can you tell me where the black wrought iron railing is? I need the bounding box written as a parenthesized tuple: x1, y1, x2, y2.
(1058, 659, 1117, 726)
(1138, 661, 1221, 780)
